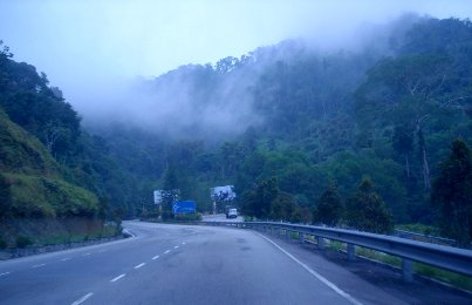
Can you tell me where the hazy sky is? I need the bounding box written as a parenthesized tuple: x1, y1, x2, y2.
(1, 0, 471, 114)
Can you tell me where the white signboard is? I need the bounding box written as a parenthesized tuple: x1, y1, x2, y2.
(210, 185, 236, 201)
(153, 190, 163, 205)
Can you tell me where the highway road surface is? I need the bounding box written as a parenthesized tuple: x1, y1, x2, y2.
(0, 221, 469, 305)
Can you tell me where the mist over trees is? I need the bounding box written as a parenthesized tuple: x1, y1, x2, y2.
(2, 15, 472, 240)
(88, 16, 472, 232)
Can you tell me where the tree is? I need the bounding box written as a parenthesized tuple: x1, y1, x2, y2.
(242, 177, 278, 219)
(392, 125, 414, 178)
(345, 178, 394, 234)
(161, 165, 180, 214)
(314, 182, 343, 226)
(432, 139, 472, 246)
(0, 174, 11, 219)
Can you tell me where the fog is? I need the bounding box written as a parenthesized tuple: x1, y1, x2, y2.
(1, 0, 471, 138)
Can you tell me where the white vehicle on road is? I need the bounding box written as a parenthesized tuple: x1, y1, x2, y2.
(226, 208, 238, 219)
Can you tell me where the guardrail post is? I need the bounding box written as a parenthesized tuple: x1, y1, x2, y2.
(286, 229, 290, 240)
(300, 232, 305, 244)
(402, 258, 413, 282)
(317, 236, 325, 250)
(347, 243, 356, 261)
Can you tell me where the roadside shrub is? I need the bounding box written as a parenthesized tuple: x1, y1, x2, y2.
(15, 235, 33, 248)
(0, 237, 7, 249)
(161, 210, 173, 220)
(174, 213, 202, 221)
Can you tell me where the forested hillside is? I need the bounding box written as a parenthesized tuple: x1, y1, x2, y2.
(0, 43, 128, 246)
(1, 15, 471, 244)
(89, 17, 472, 240)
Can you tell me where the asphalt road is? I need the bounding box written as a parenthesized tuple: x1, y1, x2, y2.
(0, 221, 462, 305)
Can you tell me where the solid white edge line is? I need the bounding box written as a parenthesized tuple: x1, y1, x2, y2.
(256, 232, 364, 305)
(0, 271, 11, 277)
(134, 263, 146, 269)
(110, 273, 126, 282)
(71, 292, 93, 305)
(164, 250, 171, 254)
(152, 255, 160, 260)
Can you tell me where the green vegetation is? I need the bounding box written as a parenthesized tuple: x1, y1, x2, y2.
(345, 178, 394, 234)
(324, 240, 472, 292)
(432, 139, 472, 246)
(395, 223, 440, 236)
(414, 263, 472, 292)
(15, 235, 32, 248)
(173, 213, 202, 222)
(355, 247, 472, 292)
(0, 218, 121, 249)
(2, 16, 472, 243)
(313, 182, 343, 226)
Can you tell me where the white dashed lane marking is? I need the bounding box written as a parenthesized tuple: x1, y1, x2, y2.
(152, 255, 160, 260)
(174, 245, 179, 249)
(83, 253, 91, 256)
(110, 274, 126, 283)
(61, 257, 72, 262)
(32, 264, 46, 268)
(134, 263, 146, 269)
(0, 271, 10, 277)
(164, 250, 171, 254)
(71, 292, 93, 305)
(182, 242, 186, 245)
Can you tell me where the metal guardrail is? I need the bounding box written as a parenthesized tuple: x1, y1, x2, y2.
(394, 229, 456, 246)
(201, 221, 472, 282)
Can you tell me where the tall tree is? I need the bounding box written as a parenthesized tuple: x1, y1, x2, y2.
(392, 125, 414, 178)
(432, 139, 472, 247)
(314, 181, 343, 226)
(242, 177, 278, 219)
(345, 178, 394, 234)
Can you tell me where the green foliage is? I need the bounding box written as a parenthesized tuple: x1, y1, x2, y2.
(0, 49, 81, 159)
(395, 223, 440, 236)
(432, 139, 472, 246)
(314, 182, 343, 226)
(173, 213, 202, 221)
(2, 16, 472, 238)
(345, 178, 394, 234)
(15, 235, 32, 248)
(242, 177, 278, 219)
(0, 237, 6, 249)
(5, 173, 99, 218)
(0, 108, 61, 176)
(414, 263, 472, 292)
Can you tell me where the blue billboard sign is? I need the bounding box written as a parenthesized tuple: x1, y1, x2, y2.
(172, 201, 196, 215)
